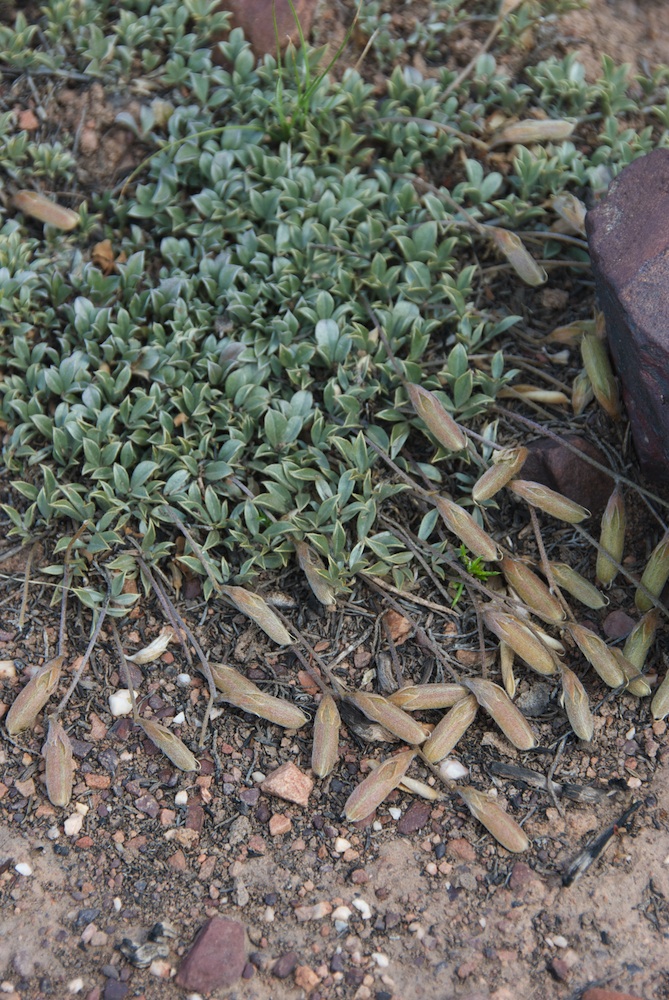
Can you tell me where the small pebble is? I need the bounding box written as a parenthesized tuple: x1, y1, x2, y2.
(334, 837, 351, 853)
(108, 690, 136, 717)
(64, 814, 84, 837)
(47, 826, 59, 840)
(174, 790, 188, 806)
(177, 674, 191, 686)
(440, 759, 468, 781)
(67, 978, 84, 993)
(372, 953, 389, 968)
(15, 863, 32, 877)
(173, 711, 185, 724)
(352, 899, 372, 920)
(387, 807, 401, 820)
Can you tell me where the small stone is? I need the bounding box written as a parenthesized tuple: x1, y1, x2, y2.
(509, 862, 534, 892)
(352, 898, 372, 920)
(548, 956, 570, 982)
(215, 0, 317, 57)
(294, 901, 333, 922)
(582, 991, 646, 1000)
(397, 800, 431, 835)
(260, 762, 313, 807)
(103, 982, 128, 1000)
(448, 838, 476, 862)
(108, 690, 136, 717)
(174, 790, 188, 806)
(68, 978, 85, 993)
(294, 965, 320, 992)
(175, 917, 246, 993)
(64, 814, 84, 837)
(272, 951, 299, 979)
(14, 863, 32, 877)
(350, 869, 369, 884)
(149, 959, 172, 979)
(18, 108, 39, 131)
(269, 813, 292, 836)
(602, 610, 636, 640)
(372, 953, 389, 968)
(135, 794, 160, 818)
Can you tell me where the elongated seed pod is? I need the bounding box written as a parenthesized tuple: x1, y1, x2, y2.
(581, 332, 621, 420)
(472, 446, 528, 504)
(5, 657, 64, 735)
(138, 719, 200, 771)
(492, 118, 576, 147)
(636, 532, 669, 612)
(483, 609, 557, 676)
(347, 692, 428, 746)
(549, 562, 608, 610)
(463, 678, 536, 750)
(422, 695, 478, 763)
(489, 227, 547, 286)
(597, 486, 626, 588)
(397, 776, 441, 800)
(458, 786, 529, 853)
(434, 496, 500, 561)
(623, 609, 659, 671)
(572, 369, 594, 416)
(500, 557, 564, 622)
(296, 542, 336, 608)
(13, 190, 80, 230)
(498, 384, 570, 406)
(508, 479, 590, 523)
(500, 641, 516, 699)
(568, 624, 625, 688)
(312, 695, 340, 778)
(126, 629, 174, 663)
(560, 666, 594, 742)
(610, 649, 652, 698)
(43, 716, 74, 807)
(221, 586, 292, 645)
(406, 383, 467, 452)
(344, 749, 415, 822)
(388, 683, 468, 711)
(651, 669, 669, 720)
(211, 664, 308, 729)
(551, 192, 587, 236)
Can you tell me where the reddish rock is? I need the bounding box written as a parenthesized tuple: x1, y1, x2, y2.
(216, 0, 316, 57)
(260, 762, 313, 807)
(548, 956, 570, 982)
(587, 148, 669, 483)
(272, 951, 299, 978)
(397, 799, 431, 835)
(508, 861, 534, 892)
(521, 436, 613, 518)
(448, 837, 476, 862)
(175, 917, 246, 993)
(186, 803, 205, 833)
(582, 990, 645, 1000)
(602, 610, 636, 640)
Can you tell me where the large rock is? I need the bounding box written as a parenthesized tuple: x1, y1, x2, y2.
(175, 917, 246, 993)
(216, 0, 317, 57)
(587, 148, 669, 483)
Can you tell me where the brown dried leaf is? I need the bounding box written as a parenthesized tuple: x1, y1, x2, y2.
(388, 683, 468, 711)
(580, 332, 621, 420)
(636, 532, 669, 612)
(422, 695, 478, 763)
(651, 669, 669, 721)
(221, 585, 292, 645)
(560, 666, 593, 742)
(43, 716, 74, 807)
(572, 369, 594, 416)
(311, 694, 340, 778)
(13, 190, 80, 230)
(500, 641, 516, 699)
(623, 609, 659, 672)
(344, 749, 416, 822)
(347, 692, 429, 746)
(491, 118, 575, 147)
(5, 656, 63, 735)
(551, 193, 587, 235)
(138, 718, 200, 771)
(498, 384, 569, 406)
(610, 649, 652, 698)
(458, 786, 529, 853)
(463, 678, 536, 750)
(126, 628, 174, 663)
(546, 320, 595, 345)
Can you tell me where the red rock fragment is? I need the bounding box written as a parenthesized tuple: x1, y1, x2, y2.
(548, 956, 570, 982)
(582, 990, 645, 1000)
(602, 610, 636, 640)
(216, 0, 316, 57)
(397, 799, 431, 835)
(175, 917, 246, 993)
(448, 837, 476, 862)
(272, 951, 299, 978)
(260, 762, 313, 807)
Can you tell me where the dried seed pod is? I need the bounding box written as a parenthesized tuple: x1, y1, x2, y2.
(406, 383, 467, 452)
(211, 664, 308, 729)
(651, 669, 669, 721)
(312, 694, 340, 778)
(434, 496, 500, 562)
(549, 562, 608, 610)
(596, 486, 626, 588)
(458, 786, 529, 853)
(136, 719, 200, 772)
(546, 320, 596, 345)
(344, 749, 415, 822)
(568, 623, 625, 689)
(580, 332, 621, 420)
(13, 190, 80, 230)
(610, 649, 652, 698)
(388, 683, 468, 711)
(551, 193, 587, 236)
(635, 532, 669, 612)
(295, 542, 336, 608)
(572, 369, 594, 416)
(500, 641, 516, 699)
(560, 666, 594, 742)
(397, 776, 441, 800)
(623, 609, 659, 671)
(43, 716, 74, 807)
(500, 557, 564, 622)
(498, 384, 570, 406)
(347, 692, 429, 746)
(462, 678, 536, 750)
(5, 656, 63, 735)
(221, 585, 292, 645)
(483, 609, 557, 676)
(126, 628, 174, 663)
(507, 479, 590, 523)
(489, 227, 547, 286)
(472, 446, 528, 504)
(422, 695, 478, 763)
(491, 118, 575, 147)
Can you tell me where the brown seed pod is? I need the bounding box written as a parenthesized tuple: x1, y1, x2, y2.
(458, 786, 529, 853)
(500, 556, 565, 622)
(346, 692, 429, 746)
(43, 716, 74, 807)
(137, 719, 200, 772)
(507, 479, 590, 523)
(483, 608, 557, 676)
(434, 496, 501, 562)
(388, 683, 468, 711)
(500, 641, 516, 699)
(610, 649, 652, 698)
(651, 669, 669, 721)
(406, 383, 467, 452)
(572, 369, 594, 416)
(623, 609, 659, 672)
(13, 190, 80, 230)
(344, 749, 416, 822)
(211, 664, 307, 729)
(422, 695, 478, 763)
(551, 192, 587, 236)
(5, 656, 64, 735)
(221, 586, 292, 645)
(489, 227, 547, 286)
(472, 446, 528, 504)
(295, 542, 336, 608)
(568, 624, 625, 689)
(597, 486, 626, 588)
(462, 678, 536, 750)
(491, 118, 576, 147)
(549, 562, 608, 610)
(635, 532, 669, 613)
(580, 332, 621, 420)
(311, 695, 340, 778)
(560, 666, 594, 742)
